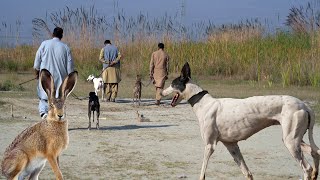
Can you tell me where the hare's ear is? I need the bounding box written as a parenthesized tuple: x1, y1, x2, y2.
(40, 69, 55, 99)
(59, 71, 78, 99)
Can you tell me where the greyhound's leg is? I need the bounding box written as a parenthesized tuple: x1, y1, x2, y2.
(311, 152, 320, 180)
(282, 111, 312, 179)
(284, 138, 312, 180)
(305, 122, 320, 180)
(199, 143, 216, 180)
(301, 141, 320, 180)
(223, 142, 253, 180)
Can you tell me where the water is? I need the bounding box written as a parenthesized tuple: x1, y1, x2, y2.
(0, 0, 313, 45)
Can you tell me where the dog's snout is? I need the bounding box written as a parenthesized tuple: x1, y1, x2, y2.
(160, 89, 168, 97)
(160, 91, 163, 97)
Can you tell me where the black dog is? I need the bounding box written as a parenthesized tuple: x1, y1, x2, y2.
(88, 92, 100, 130)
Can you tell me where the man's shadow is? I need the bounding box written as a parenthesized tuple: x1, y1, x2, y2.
(68, 124, 177, 131)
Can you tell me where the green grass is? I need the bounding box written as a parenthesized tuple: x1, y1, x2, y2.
(2, 32, 320, 87)
(0, 100, 6, 106)
(0, 79, 24, 91)
(3, 5, 320, 87)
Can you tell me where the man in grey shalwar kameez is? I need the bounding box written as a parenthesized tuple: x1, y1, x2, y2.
(33, 27, 75, 119)
(99, 40, 122, 102)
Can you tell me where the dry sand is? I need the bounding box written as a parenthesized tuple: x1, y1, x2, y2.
(1, 97, 320, 180)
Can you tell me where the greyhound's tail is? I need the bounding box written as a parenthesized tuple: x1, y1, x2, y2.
(306, 110, 320, 155)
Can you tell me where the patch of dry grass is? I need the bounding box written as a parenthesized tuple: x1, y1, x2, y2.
(1, 72, 320, 124)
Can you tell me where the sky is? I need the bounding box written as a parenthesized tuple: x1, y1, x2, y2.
(0, 0, 312, 43)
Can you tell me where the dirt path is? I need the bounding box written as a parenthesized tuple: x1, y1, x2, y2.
(1, 97, 320, 180)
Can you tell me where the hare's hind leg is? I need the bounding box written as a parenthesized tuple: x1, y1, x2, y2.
(28, 164, 45, 180)
(27, 159, 46, 180)
(2, 150, 28, 180)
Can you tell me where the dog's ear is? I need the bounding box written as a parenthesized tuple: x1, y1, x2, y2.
(180, 62, 191, 81)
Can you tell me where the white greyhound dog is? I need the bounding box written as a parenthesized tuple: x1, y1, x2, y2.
(87, 74, 105, 101)
(161, 62, 320, 180)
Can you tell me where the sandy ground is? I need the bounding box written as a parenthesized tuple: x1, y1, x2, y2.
(1, 96, 320, 180)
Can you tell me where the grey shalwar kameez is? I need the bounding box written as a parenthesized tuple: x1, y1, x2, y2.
(33, 37, 75, 116)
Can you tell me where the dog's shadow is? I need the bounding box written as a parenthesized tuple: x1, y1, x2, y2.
(115, 99, 188, 107)
(115, 99, 155, 104)
(68, 124, 176, 131)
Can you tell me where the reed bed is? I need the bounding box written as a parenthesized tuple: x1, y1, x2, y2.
(1, 4, 320, 87)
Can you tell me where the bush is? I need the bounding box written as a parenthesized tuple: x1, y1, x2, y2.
(0, 80, 24, 91)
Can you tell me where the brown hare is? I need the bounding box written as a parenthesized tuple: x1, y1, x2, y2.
(1, 69, 77, 180)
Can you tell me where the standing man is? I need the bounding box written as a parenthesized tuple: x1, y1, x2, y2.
(99, 40, 122, 102)
(33, 27, 75, 119)
(150, 43, 169, 105)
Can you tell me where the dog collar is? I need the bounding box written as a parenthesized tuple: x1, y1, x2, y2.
(188, 90, 208, 107)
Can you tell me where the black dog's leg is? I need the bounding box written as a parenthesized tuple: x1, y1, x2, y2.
(93, 111, 95, 123)
(96, 106, 100, 130)
(88, 104, 91, 130)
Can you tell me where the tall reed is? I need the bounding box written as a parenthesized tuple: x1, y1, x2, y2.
(1, 4, 320, 87)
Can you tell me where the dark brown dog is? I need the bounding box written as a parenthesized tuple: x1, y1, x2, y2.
(133, 75, 142, 106)
(88, 91, 100, 129)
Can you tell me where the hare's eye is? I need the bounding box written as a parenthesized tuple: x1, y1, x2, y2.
(50, 103, 54, 107)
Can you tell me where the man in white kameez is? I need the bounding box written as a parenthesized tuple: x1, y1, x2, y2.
(33, 27, 75, 119)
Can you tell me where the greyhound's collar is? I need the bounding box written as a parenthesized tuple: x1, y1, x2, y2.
(188, 90, 208, 107)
